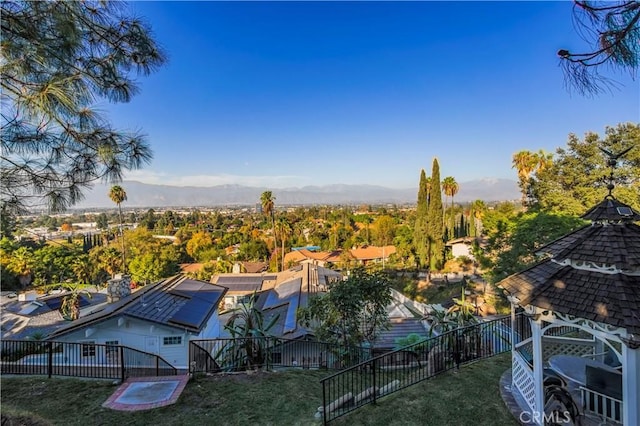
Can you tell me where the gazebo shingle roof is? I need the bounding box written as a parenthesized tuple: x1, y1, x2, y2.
(537, 222, 640, 270)
(498, 196, 640, 342)
(581, 196, 640, 222)
(499, 260, 640, 336)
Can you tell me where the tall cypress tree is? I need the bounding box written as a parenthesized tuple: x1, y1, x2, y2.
(427, 158, 444, 270)
(469, 207, 476, 237)
(414, 169, 429, 268)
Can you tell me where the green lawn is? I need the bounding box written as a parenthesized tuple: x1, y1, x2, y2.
(1, 354, 517, 426)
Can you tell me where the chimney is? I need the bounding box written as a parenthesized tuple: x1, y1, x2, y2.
(107, 275, 132, 303)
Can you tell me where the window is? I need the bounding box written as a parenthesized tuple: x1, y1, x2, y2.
(81, 342, 96, 357)
(163, 336, 182, 346)
(105, 340, 119, 355)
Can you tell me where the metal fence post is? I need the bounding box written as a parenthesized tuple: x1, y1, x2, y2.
(156, 356, 159, 376)
(47, 341, 53, 378)
(372, 357, 377, 405)
(120, 345, 125, 382)
(322, 379, 327, 425)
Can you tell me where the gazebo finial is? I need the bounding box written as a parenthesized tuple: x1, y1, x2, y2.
(599, 146, 634, 197)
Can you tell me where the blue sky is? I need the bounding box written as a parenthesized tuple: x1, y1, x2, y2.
(104, 1, 639, 189)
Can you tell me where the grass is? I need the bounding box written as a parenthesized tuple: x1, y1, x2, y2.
(333, 353, 518, 426)
(1, 354, 517, 426)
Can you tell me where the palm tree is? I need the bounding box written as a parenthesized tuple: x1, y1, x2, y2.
(442, 176, 458, 239)
(536, 149, 554, 173)
(470, 199, 486, 237)
(220, 292, 279, 370)
(7, 246, 35, 288)
(108, 185, 127, 273)
(275, 216, 292, 271)
(71, 255, 93, 285)
(260, 191, 277, 269)
(511, 151, 537, 207)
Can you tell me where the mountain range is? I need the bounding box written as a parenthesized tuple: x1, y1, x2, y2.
(72, 178, 520, 209)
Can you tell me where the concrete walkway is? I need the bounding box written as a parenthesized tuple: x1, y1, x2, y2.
(102, 375, 189, 411)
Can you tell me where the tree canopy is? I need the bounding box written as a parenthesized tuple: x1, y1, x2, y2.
(529, 123, 640, 215)
(559, 1, 640, 95)
(1, 1, 166, 213)
(297, 269, 392, 348)
(427, 158, 444, 270)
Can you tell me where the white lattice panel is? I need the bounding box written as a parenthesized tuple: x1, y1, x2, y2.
(542, 337, 595, 362)
(512, 353, 536, 413)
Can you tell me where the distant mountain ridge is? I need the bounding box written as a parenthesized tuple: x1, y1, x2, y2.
(73, 178, 520, 208)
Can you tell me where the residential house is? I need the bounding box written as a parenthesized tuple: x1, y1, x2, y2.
(283, 245, 396, 269)
(445, 237, 476, 260)
(1, 290, 109, 340)
(46, 275, 227, 369)
(215, 263, 343, 368)
(212, 263, 342, 312)
(350, 245, 396, 266)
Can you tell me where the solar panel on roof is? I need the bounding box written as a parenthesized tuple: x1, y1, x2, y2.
(284, 296, 299, 333)
(616, 206, 634, 217)
(168, 298, 212, 329)
(45, 295, 90, 311)
(173, 280, 207, 292)
(191, 289, 223, 304)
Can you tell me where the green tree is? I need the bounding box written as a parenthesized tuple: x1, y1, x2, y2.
(427, 158, 444, 270)
(414, 169, 429, 268)
(186, 231, 214, 262)
(529, 123, 640, 215)
(260, 191, 277, 268)
(5, 246, 35, 288)
(442, 176, 459, 240)
(108, 185, 127, 273)
(275, 216, 292, 272)
(372, 215, 396, 247)
(95, 213, 109, 231)
(470, 199, 486, 237)
(0, 204, 17, 239)
(89, 246, 122, 279)
(71, 255, 93, 285)
(297, 269, 392, 349)
(511, 150, 538, 207)
(1, 1, 165, 213)
(128, 248, 179, 285)
(482, 211, 585, 284)
(219, 293, 279, 370)
(44, 281, 93, 321)
(558, 1, 640, 95)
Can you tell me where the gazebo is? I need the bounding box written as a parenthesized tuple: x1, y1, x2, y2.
(498, 192, 640, 425)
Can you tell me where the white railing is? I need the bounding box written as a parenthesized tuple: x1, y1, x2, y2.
(581, 387, 623, 424)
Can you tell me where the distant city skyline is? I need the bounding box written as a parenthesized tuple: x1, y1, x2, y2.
(102, 1, 638, 189)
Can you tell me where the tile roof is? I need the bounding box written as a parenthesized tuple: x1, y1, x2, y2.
(47, 276, 227, 338)
(179, 263, 204, 274)
(350, 245, 396, 260)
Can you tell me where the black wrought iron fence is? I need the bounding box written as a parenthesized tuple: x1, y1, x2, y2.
(319, 315, 514, 424)
(189, 337, 371, 374)
(0, 340, 177, 380)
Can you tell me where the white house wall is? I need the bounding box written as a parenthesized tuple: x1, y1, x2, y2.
(52, 311, 224, 369)
(54, 317, 189, 368)
(451, 244, 473, 260)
